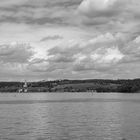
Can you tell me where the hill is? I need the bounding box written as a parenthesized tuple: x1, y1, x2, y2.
(0, 79, 140, 93)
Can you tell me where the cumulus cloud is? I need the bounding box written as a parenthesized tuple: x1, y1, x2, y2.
(73, 46, 124, 72)
(0, 42, 34, 63)
(28, 32, 137, 76)
(0, 0, 140, 80)
(0, 42, 36, 80)
(78, 0, 121, 17)
(78, 0, 140, 40)
(39, 33, 124, 73)
(1, 32, 140, 80)
(119, 39, 140, 64)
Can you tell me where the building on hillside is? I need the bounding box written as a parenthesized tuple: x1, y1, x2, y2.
(19, 81, 28, 93)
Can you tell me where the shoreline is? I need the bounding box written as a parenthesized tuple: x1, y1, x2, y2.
(0, 79, 140, 93)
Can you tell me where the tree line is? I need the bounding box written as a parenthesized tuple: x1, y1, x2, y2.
(0, 79, 140, 93)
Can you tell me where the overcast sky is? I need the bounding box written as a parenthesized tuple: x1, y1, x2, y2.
(0, 0, 140, 81)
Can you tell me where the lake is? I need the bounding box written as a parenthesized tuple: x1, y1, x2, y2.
(0, 92, 140, 140)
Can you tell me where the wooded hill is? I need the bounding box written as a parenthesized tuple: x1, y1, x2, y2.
(0, 79, 140, 93)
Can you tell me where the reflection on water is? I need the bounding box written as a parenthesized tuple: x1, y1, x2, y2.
(0, 93, 140, 140)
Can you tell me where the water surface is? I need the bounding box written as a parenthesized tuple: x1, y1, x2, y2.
(0, 92, 140, 140)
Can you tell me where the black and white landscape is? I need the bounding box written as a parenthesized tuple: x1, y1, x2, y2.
(0, 1, 140, 140)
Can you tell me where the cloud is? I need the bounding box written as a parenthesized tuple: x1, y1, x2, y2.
(73, 46, 124, 72)
(0, 30, 139, 80)
(39, 33, 124, 73)
(0, 0, 28, 7)
(27, 58, 49, 72)
(78, 0, 121, 18)
(0, 43, 34, 63)
(0, 0, 80, 26)
(0, 0, 81, 8)
(119, 38, 140, 64)
(1, 32, 139, 80)
(40, 35, 63, 42)
(47, 42, 83, 65)
(0, 0, 140, 80)
(77, 0, 140, 40)
(0, 42, 35, 80)
(32, 32, 139, 75)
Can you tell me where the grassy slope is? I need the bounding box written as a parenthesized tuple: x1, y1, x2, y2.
(53, 82, 120, 91)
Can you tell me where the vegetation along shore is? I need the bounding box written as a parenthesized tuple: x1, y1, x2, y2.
(0, 79, 140, 93)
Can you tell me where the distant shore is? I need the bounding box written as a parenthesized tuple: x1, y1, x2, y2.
(0, 79, 140, 93)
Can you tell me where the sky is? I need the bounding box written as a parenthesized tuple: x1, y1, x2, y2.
(0, 0, 140, 81)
